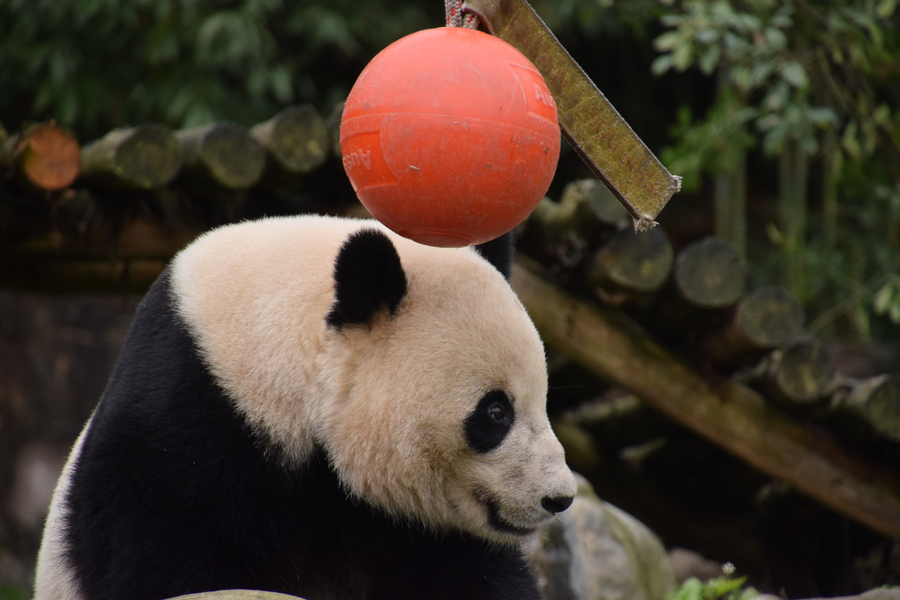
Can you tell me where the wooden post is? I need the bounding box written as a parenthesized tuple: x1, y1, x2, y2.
(779, 138, 810, 300)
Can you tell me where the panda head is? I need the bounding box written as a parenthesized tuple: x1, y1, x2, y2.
(172, 217, 576, 545)
(319, 227, 576, 544)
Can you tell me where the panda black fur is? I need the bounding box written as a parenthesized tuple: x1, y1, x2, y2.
(35, 215, 576, 600)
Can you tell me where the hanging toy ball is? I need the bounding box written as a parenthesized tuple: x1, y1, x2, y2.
(340, 27, 560, 247)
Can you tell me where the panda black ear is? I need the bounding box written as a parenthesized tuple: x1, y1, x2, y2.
(474, 231, 514, 280)
(326, 229, 408, 329)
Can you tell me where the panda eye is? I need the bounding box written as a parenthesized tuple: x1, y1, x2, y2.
(464, 391, 515, 454)
(487, 402, 507, 423)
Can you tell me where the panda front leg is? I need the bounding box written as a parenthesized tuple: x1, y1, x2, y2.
(353, 525, 542, 600)
(418, 541, 542, 600)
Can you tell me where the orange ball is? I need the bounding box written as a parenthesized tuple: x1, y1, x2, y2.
(340, 27, 560, 247)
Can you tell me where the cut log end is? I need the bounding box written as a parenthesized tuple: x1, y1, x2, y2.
(589, 227, 673, 299)
(736, 285, 805, 348)
(251, 104, 329, 174)
(772, 341, 836, 408)
(703, 285, 804, 370)
(81, 123, 181, 191)
(570, 179, 630, 228)
(674, 236, 747, 309)
(177, 122, 265, 190)
(862, 376, 900, 442)
(115, 124, 181, 189)
(14, 124, 81, 191)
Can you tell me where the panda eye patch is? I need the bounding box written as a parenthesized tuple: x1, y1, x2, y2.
(464, 390, 515, 454)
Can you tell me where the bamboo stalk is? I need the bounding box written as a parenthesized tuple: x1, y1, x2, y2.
(511, 260, 900, 539)
(779, 138, 810, 300)
(714, 152, 747, 260)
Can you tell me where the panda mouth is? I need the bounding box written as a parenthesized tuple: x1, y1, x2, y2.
(473, 489, 538, 536)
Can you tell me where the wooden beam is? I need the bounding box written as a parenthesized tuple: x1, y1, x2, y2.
(511, 261, 900, 540)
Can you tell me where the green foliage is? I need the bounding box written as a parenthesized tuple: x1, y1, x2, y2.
(651, 0, 839, 156)
(0, 584, 29, 600)
(667, 574, 760, 600)
(652, 0, 900, 341)
(1, 0, 898, 340)
(0, 0, 437, 139)
(661, 90, 756, 192)
(874, 274, 900, 324)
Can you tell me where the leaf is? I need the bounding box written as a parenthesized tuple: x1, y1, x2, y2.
(269, 64, 293, 104)
(739, 587, 761, 600)
(873, 104, 891, 126)
(750, 62, 774, 87)
(780, 62, 809, 88)
(763, 82, 790, 112)
(762, 122, 788, 155)
(806, 106, 838, 128)
(673, 44, 694, 71)
(764, 27, 787, 50)
(738, 14, 762, 32)
(652, 54, 675, 76)
(876, 0, 896, 18)
(730, 65, 753, 92)
(770, 13, 792, 29)
(667, 577, 705, 600)
(654, 30, 682, 51)
(767, 222, 784, 245)
(699, 45, 721, 75)
(841, 121, 862, 160)
(712, 575, 748, 597)
(696, 28, 721, 45)
(874, 282, 894, 314)
(724, 31, 750, 57)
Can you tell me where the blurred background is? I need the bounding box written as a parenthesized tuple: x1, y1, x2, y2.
(1, 0, 899, 598)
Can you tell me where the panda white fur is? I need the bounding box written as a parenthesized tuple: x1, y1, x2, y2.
(34, 215, 577, 600)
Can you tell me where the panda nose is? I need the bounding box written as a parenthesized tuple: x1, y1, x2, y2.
(541, 495, 574, 514)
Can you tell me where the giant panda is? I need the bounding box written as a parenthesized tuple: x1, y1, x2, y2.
(34, 215, 577, 600)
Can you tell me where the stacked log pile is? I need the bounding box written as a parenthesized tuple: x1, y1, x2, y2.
(2, 113, 900, 596)
(0, 105, 356, 292)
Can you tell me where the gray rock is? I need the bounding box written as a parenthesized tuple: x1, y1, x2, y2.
(667, 546, 724, 583)
(528, 474, 676, 600)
